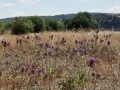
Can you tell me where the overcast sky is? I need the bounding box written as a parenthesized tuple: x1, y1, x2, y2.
(0, 0, 120, 19)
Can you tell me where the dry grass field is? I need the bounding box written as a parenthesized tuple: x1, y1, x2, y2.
(0, 30, 120, 90)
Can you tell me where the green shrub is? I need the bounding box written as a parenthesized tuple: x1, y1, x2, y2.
(11, 17, 34, 35)
(27, 16, 46, 33)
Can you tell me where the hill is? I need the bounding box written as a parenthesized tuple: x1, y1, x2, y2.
(1, 13, 120, 30)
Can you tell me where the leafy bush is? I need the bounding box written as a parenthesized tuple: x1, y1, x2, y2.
(64, 12, 99, 30)
(45, 19, 64, 31)
(11, 17, 34, 35)
(27, 16, 46, 32)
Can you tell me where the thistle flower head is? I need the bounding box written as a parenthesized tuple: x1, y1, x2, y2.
(45, 42, 50, 48)
(47, 50, 53, 56)
(96, 73, 101, 79)
(75, 39, 78, 44)
(35, 35, 40, 40)
(73, 48, 79, 53)
(38, 42, 44, 47)
(100, 39, 104, 43)
(61, 37, 67, 44)
(16, 38, 22, 44)
(49, 35, 53, 40)
(55, 46, 59, 52)
(87, 57, 96, 68)
(91, 39, 94, 42)
(1, 40, 10, 47)
(107, 40, 111, 46)
(96, 29, 99, 33)
(26, 35, 30, 39)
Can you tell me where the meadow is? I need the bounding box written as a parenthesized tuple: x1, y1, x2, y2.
(0, 30, 120, 90)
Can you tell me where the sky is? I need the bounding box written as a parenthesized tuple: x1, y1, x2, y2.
(0, 0, 120, 19)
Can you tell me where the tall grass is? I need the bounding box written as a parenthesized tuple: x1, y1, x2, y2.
(0, 30, 120, 90)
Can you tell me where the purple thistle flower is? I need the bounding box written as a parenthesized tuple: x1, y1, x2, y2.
(55, 46, 59, 52)
(84, 49, 89, 54)
(96, 29, 99, 33)
(1, 40, 10, 47)
(35, 35, 40, 40)
(20, 67, 25, 72)
(31, 69, 36, 74)
(79, 41, 83, 44)
(26, 35, 30, 39)
(16, 38, 22, 44)
(49, 35, 53, 40)
(61, 37, 67, 44)
(91, 39, 94, 42)
(45, 43, 50, 48)
(44, 52, 48, 56)
(38, 42, 44, 47)
(31, 64, 36, 69)
(36, 67, 41, 74)
(73, 48, 79, 53)
(91, 72, 95, 77)
(75, 40, 78, 44)
(43, 73, 48, 80)
(100, 39, 104, 43)
(87, 57, 96, 68)
(47, 50, 53, 56)
(96, 73, 101, 79)
(107, 40, 111, 46)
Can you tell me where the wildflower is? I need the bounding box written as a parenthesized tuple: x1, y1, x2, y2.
(1, 40, 10, 47)
(44, 52, 48, 56)
(91, 72, 95, 77)
(96, 29, 99, 33)
(100, 39, 104, 43)
(107, 40, 111, 46)
(79, 40, 83, 44)
(38, 42, 44, 47)
(73, 48, 79, 53)
(45, 43, 50, 48)
(16, 38, 22, 44)
(36, 67, 41, 74)
(87, 57, 96, 68)
(26, 35, 30, 39)
(47, 50, 53, 56)
(75, 39, 78, 44)
(61, 37, 67, 44)
(49, 35, 53, 40)
(35, 35, 40, 40)
(55, 46, 59, 52)
(20, 67, 25, 72)
(84, 49, 89, 54)
(43, 73, 48, 80)
(31, 69, 36, 74)
(96, 73, 101, 79)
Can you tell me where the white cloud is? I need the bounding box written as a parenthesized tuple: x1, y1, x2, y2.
(89, 9, 102, 13)
(19, 0, 40, 4)
(2, 3, 14, 7)
(88, 6, 120, 13)
(0, 2, 14, 7)
(105, 6, 120, 13)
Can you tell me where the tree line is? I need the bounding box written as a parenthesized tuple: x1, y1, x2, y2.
(0, 12, 99, 35)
